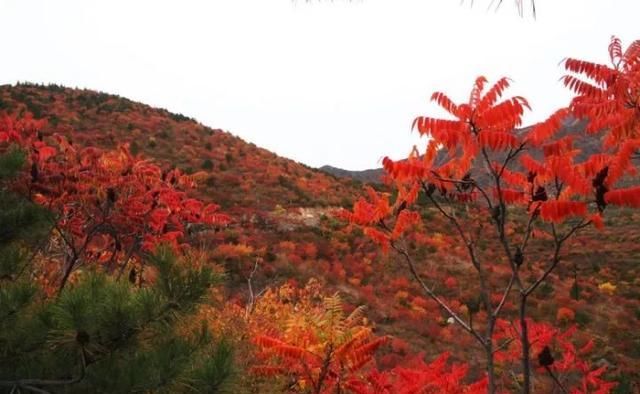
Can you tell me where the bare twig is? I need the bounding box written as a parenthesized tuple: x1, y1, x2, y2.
(525, 219, 590, 296)
(388, 239, 485, 346)
(544, 365, 569, 394)
(245, 259, 261, 318)
(493, 272, 515, 318)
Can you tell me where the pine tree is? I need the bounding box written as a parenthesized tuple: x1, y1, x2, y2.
(0, 147, 235, 393)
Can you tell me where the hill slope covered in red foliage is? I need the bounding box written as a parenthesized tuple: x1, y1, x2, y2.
(1, 82, 639, 391)
(0, 83, 362, 214)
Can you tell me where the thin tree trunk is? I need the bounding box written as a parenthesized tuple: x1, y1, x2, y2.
(519, 294, 531, 394)
(486, 341, 496, 394)
(57, 256, 77, 296)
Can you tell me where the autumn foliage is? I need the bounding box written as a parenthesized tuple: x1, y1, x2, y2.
(0, 113, 229, 295)
(248, 280, 387, 393)
(1, 35, 639, 394)
(343, 36, 640, 393)
(0, 118, 234, 390)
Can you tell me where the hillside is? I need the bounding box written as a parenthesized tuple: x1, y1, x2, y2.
(0, 83, 362, 214)
(2, 82, 639, 389)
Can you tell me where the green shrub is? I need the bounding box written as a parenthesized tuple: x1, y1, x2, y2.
(574, 309, 592, 327)
(0, 148, 236, 393)
(202, 158, 214, 170)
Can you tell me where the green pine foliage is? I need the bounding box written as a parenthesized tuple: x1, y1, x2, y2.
(0, 147, 236, 393)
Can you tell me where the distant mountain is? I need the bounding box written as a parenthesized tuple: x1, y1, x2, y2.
(319, 165, 384, 184)
(321, 117, 639, 185)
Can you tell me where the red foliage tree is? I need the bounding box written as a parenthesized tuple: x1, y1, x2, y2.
(0, 113, 229, 294)
(342, 36, 639, 393)
(248, 281, 390, 393)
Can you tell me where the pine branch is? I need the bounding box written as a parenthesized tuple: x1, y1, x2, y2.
(0, 347, 86, 392)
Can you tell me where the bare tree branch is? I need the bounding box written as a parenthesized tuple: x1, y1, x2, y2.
(388, 239, 486, 346)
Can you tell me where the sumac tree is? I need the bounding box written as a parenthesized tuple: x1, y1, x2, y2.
(342, 36, 639, 393)
(249, 280, 389, 393)
(0, 113, 229, 295)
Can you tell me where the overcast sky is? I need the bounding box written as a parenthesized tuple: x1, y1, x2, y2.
(0, 1, 638, 170)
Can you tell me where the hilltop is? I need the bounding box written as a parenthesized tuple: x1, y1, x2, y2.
(0, 83, 362, 214)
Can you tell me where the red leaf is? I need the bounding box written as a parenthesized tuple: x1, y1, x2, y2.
(605, 187, 640, 208)
(539, 201, 587, 222)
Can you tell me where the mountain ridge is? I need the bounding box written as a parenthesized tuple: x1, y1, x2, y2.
(320, 117, 640, 184)
(319, 164, 384, 184)
(0, 82, 362, 213)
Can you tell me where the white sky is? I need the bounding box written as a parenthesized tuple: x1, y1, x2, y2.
(0, 1, 638, 170)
